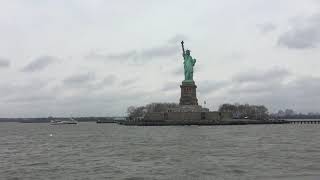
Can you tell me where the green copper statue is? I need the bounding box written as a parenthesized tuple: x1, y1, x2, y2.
(181, 41, 196, 82)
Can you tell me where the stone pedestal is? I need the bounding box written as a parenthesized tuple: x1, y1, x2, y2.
(168, 105, 208, 112)
(179, 80, 198, 105)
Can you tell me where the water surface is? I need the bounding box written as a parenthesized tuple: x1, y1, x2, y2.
(1, 122, 319, 180)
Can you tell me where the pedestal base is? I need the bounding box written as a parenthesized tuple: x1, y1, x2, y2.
(179, 80, 198, 105)
(168, 105, 208, 112)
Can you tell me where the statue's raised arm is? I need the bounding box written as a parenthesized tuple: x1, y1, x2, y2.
(181, 41, 186, 57)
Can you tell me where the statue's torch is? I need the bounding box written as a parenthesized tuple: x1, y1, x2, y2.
(181, 41, 185, 56)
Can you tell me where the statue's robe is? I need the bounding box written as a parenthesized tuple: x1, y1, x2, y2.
(183, 54, 196, 81)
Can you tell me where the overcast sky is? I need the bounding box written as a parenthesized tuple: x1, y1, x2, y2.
(1, 0, 320, 117)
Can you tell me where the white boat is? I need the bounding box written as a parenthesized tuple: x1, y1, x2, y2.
(50, 118, 78, 125)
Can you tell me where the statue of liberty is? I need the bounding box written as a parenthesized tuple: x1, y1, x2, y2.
(181, 41, 196, 82)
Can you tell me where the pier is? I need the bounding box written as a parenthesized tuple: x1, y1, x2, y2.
(289, 120, 320, 124)
(118, 119, 291, 126)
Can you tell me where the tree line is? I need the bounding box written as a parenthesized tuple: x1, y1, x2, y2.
(270, 109, 320, 119)
(127, 103, 179, 118)
(218, 103, 269, 120)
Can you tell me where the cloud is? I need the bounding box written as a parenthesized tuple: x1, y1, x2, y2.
(22, 56, 57, 72)
(86, 50, 137, 61)
(0, 57, 10, 68)
(93, 75, 117, 89)
(161, 82, 179, 92)
(101, 75, 116, 85)
(54, 89, 149, 116)
(257, 23, 276, 34)
(6, 94, 55, 103)
(172, 66, 184, 76)
(1, 79, 55, 105)
(87, 45, 178, 62)
(2, 79, 151, 117)
(203, 68, 320, 113)
(278, 14, 320, 49)
(198, 80, 230, 95)
(222, 52, 245, 62)
(139, 44, 178, 60)
(120, 77, 139, 87)
(60, 73, 118, 93)
(167, 34, 188, 44)
(232, 68, 290, 83)
(86, 35, 183, 62)
(63, 72, 95, 87)
(228, 81, 279, 95)
(0, 80, 49, 98)
(225, 68, 291, 96)
(244, 76, 320, 112)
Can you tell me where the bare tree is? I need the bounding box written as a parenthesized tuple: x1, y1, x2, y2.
(219, 103, 269, 120)
(127, 103, 179, 118)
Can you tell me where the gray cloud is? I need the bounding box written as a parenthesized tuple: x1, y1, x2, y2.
(198, 80, 230, 95)
(172, 66, 184, 76)
(203, 68, 320, 112)
(120, 77, 139, 87)
(232, 68, 290, 83)
(53, 89, 150, 117)
(0, 57, 10, 68)
(222, 52, 245, 62)
(167, 34, 188, 44)
(278, 14, 320, 49)
(108, 51, 136, 61)
(87, 45, 178, 62)
(22, 56, 57, 72)
(198, 68, 288, 104)
(6, 94, 55, 103)
(1, 79, 54, 105)
(244, 76, 320, 112)
(63, 72, 95, 87)
(101, 75, 116, 85)
(93, 75, 117, 89)
(87, 50, 137, 61)
(257, 23, 276, 34)
(61, 73, 118, 92)
(2, 80, 150, 117)
(226, 68, 290, 96)
(206, 75, 320, 113)
(139, 44, 178, 60)
(0, 80, 49, 99)
(228, 81, 279, 95)
(162, 82, 179, 92)
(86, 35, 183, 62)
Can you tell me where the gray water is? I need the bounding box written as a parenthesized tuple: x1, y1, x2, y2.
(0, 122, 319, 180)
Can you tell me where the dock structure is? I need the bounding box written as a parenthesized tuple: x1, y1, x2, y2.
(118, 119, 291, 126)
(118, 118, 320, 126)
(96, 116, 127, 123)
(289, 120, 320, 124)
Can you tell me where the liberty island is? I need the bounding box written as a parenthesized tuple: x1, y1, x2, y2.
(120, 41, 289, 126)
